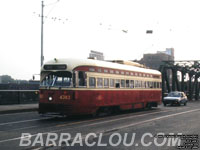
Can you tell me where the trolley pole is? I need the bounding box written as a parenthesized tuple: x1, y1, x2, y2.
(41, 1, 44, 67)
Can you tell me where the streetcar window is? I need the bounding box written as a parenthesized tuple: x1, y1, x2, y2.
(89, 77, 96, 87)
(104, 78, 109, 88)
(98, 68, 102, 73)
(141, 81, 143, 88)
(110, 79, 115, 88)
(139, 81, 142, 88)
(135, 80, 138, 88)
(115, 79, 120, 88)
(157, 82, 160, 88)
(126, 80, 129, 88)
(41, 71, 72, 87)
(145, 81, 148, 88)
(121, 71, 124, 75)
(150, 82, 153, 88)
(54, 77, 71, 86)
(138, 81, 141, 88)
(146, 81, 149, 88)
(121, 80, 125, 88)
(78, 71, 87, 87)
(154, 82, 157, 88)
(130, 80, 134, 88)
(142, 81, 146, 88)
(97, 78, 103, 88)
(116, 71, 119, 74)
(104, 69, 108, 73)
(89, 68, 95, 72)
(110, 70, 114, 74)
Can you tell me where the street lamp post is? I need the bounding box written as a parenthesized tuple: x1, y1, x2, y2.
(41, 1, 44, 67)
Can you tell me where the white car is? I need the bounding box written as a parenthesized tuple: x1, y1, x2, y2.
(163, 91, 188, 106)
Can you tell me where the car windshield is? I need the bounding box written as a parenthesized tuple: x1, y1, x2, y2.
(167, 92, 181, 97)
(40, 71, 72, 87)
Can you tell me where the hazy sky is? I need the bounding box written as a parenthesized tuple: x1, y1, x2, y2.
(0, 0, 200, 80)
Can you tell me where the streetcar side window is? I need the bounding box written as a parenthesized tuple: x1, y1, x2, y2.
(121, 80, 125, 88)
(97, 78, 103, 88)
(154, 82, 157, 88)
(135, 80, 138, 88)
(89, 77, 96, 87)
(78, 71, 87, 87)
(115, 79, 120, 88)
(130, 80, 134, 88)
(150, 82, 153, 88)
(104, 78, 109, 88)
(126, 80, 130, 88)
(110, 79, 115, 88)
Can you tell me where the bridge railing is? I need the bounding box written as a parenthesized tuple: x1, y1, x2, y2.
(0, 90, 39, 105)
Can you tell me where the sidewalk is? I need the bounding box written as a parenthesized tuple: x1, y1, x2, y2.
(0, 103, 38, 114)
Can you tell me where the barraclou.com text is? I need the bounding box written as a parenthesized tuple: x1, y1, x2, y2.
(20, 132, 182, 147)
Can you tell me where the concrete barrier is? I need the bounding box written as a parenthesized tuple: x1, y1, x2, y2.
(0, 90, 39, 105)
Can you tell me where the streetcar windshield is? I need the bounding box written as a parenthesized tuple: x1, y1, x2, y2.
(40, 71, 72, 87)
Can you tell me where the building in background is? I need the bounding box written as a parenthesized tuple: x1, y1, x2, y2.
(88, 50, 104, 60)
(139, 48, 174, 70)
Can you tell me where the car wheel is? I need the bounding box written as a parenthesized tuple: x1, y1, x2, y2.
(184, 102, 187, 106)
(163, 103, 166, 106)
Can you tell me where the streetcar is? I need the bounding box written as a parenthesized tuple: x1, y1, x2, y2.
(39, 58, 162, 116)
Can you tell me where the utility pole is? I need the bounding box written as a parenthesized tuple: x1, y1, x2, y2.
(41, 1, 44, 67)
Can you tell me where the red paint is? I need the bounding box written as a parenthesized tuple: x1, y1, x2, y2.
(39, 89, 162, 115)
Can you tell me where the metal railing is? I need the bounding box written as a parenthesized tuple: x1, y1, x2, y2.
(0, 90, 39, 105)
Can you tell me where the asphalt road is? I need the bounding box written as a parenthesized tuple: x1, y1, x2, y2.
(0, 101, 199, 150)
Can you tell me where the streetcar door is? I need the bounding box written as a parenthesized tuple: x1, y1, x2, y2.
(78, 71, 87, 87)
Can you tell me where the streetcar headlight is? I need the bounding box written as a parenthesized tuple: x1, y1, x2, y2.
(49, 96, 53, 101)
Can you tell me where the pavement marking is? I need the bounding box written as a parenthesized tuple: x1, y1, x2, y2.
(0, 109, 171, 143)
(32, 108, 200, 149)
(0, 117, 53, 126)
(0, 108, 199, 144)
(102, 108, 200, 133)
(0, 109, 163, 132)
(55, 109, 168, 128)
(72, 110, 170, 128)
(0, 111, 36, 117)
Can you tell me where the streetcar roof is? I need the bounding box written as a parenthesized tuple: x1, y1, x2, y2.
(41, 58, 161, 75)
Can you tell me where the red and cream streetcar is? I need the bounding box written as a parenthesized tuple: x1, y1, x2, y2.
(39, 58, 162, 116)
